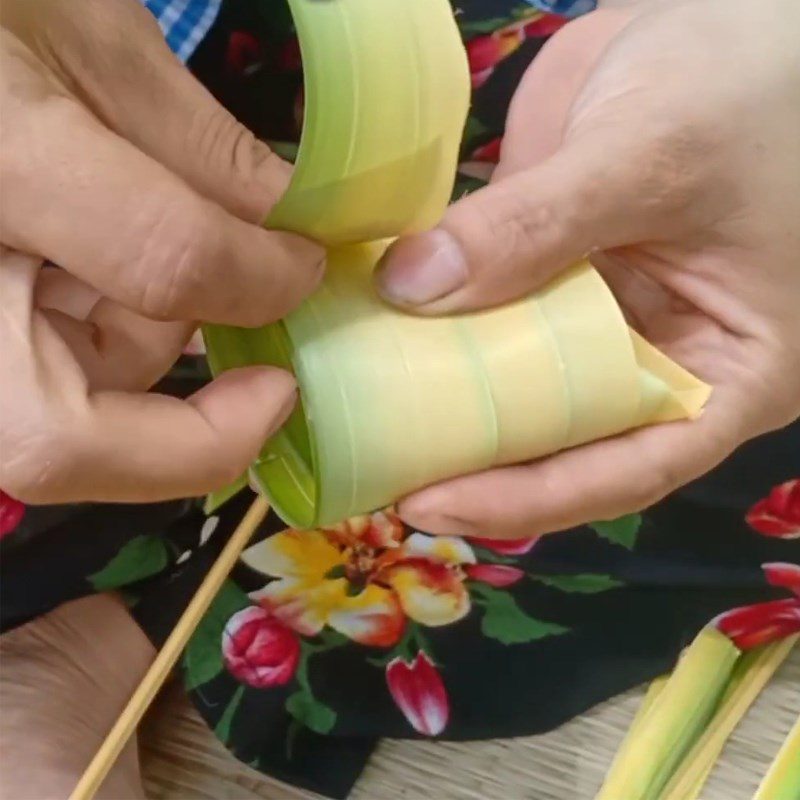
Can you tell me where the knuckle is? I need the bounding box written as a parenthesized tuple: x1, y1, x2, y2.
(190, 107, 288, 218)
(0, 426, 71, 503)
(129, 197, 215, 319)
(477, 187, 563, 266)
(0, 86, 79, 183)
(635, 122, 718, 215)
(229, 125, 287, 208)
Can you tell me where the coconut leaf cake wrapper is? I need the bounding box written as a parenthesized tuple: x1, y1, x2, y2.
(203, 0, 710, 529)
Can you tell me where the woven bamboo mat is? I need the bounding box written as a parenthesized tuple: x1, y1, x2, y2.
(140, 645, 799, 800)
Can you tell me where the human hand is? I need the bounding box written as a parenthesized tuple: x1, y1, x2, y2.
(0, 0, 324, 503)
(376, 0, 800, 538)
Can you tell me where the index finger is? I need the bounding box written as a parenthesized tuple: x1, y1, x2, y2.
(1, 61, 323, 326)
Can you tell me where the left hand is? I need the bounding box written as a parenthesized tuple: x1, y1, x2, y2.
(375, 2, 800, 539)
(0, 0, 321, 503)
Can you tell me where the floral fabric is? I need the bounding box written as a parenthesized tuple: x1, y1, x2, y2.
(1, 2, 798, 799)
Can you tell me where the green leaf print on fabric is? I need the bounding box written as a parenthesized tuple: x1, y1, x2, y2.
(452, 173, 488, 202)
(534, 574, 625, 593)
(214, 685, 245, 745)
(462, 114, 489, 143)
(472, 584, 568, 645)
(281, 638, 342, 739)
(590, 513, 643, 550)
(88, 535, 169, 591)
(459, 17, 512, 36)
(285, 691, 337, 735)
(184, 580, 251, 690)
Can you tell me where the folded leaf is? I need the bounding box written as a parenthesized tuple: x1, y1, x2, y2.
(660, 635, 798, 800)
(755, 710, 800, 800)
(204, 0, 710, 529)
(596, 627, 739, 800)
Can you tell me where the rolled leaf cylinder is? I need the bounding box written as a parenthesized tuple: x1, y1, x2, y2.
(203, 0, 710, 529)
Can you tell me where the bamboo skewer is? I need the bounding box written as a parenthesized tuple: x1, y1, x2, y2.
(69, 495, 270, 800)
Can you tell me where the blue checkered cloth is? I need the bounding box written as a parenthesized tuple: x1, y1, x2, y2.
(143, 1, 598, 62)
(143, 0, 222, 62)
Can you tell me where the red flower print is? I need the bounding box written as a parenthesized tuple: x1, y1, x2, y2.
(225, 31, 263, 76)
(243, 509, 537, 648)
(470, 136, 502, 163)
(293, 86, 305, 134)
(464, 563, 525, 588)
(521, 14, 568, 39)
(763, 562, 800, 597)
(0, 490, 25, 539)
(278, 37, 302, 72)
(386, 651, 449, 736)
(466, 32, 523, 88)
(713, 598, 800, 650)
(222, 606, 300, 688)
(468, 535, 540, 556)
(745, 480, 800, 538)
(243, 510, 480, 647)
(464, 15, 567, 89)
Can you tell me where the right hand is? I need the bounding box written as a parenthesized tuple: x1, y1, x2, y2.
(378, 0, 800, 538)
(0, 0, 324, 504)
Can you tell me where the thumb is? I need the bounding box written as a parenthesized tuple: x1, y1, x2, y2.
(5, 367, 298, 505)
(375, 138, 646, 314)
(74, 367, 297, 503)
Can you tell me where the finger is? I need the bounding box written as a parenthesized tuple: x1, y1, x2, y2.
(43, 301, 193, 392)
(375, 137, 647, 314)
(35, 267, 191, 391)
(35, 266, 100, 319)
(4, 367, 297, 505)
(373, 8, 637, 316)
(2, 248, 292, 505)
(397, 388, 744, 539)
(2, 62, 323, 326)
(4, 0, 290, 223)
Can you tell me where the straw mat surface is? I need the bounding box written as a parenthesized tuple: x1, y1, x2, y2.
(140, 645, 800, 799)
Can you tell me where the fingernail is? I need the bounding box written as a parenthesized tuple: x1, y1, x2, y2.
(375, 229, 468, 307)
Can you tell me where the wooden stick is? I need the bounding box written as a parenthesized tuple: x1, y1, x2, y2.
(69, 495, 270, 800)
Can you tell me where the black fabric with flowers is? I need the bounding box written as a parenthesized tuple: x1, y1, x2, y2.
(1, 3, 799, 799)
